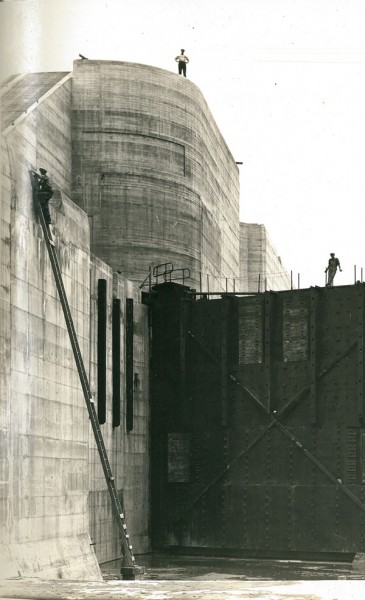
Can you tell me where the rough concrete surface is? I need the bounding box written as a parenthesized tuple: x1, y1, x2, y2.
(239, 223, 291, 292)
(1, 68, 150, 576)
(71, 59, 240, 288)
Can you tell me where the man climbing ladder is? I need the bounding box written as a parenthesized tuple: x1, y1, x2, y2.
(30, 168, 54, 235)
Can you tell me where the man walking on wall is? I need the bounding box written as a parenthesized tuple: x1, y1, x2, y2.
(325, 252, 342, 287)
(175, 49, 189, 77)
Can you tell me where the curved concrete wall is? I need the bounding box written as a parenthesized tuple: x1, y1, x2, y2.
(71, 60, 240, 288)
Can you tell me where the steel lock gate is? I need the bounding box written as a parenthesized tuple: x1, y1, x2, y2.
(148, 282, 365, 558)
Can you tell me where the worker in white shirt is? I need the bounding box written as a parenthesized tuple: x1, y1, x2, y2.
(175, 49, 189, 77)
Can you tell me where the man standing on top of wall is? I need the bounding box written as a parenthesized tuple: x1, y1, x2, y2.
(175, 49, 189, 77)
(325, 252, 342, 287)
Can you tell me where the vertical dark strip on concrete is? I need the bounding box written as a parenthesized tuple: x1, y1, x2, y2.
(126, 298, 134, 432)
(112, 298, 121, 428)
(88, 215, 94, 247)
(97, 279, 107, 424)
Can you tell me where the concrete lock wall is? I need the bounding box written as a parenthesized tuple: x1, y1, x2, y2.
(0, 74, 101, 579)
(0, 99, 13, 579)
(239, 222, 291, 292)
(71, 60, 240, 289)
(0, 72, 150, 578)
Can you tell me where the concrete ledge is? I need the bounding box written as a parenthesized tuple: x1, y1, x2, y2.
(4, 535, 102, 581)
(352, 553, 365, 573)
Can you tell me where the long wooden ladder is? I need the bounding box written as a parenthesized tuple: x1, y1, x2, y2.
(29, 171, 139, 577)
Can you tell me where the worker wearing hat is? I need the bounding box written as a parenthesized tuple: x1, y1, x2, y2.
(175, 49, 189, 77)
(31, 167, 54, 226)
(325, 253, 342, 287)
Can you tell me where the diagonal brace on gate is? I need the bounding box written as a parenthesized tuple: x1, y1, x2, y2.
(171, 331, 364, 528)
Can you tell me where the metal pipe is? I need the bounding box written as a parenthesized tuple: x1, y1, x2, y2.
(192, 291, 260, 297)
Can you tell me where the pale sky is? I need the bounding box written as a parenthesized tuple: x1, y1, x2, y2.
(1, 0, 365, 289)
